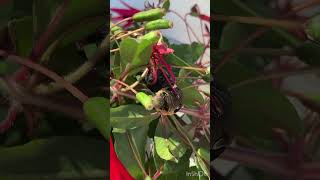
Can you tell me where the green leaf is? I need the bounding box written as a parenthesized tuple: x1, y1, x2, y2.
(120, 38, 137, 66)
(32, 0, 60, 37)
(154, 136, 186, 162)
(196, 156, 209, 178)
(8, 16, 33, 56)
(170, 42, 205, 64)
(220, 23, 250, 50)
(230, 83, 304, 141)
(306, 14, 320, 42)
(166, 53, 191, 66)
(197, 148, 209, 162)
(33, 0, 106, 47)
(83, 97, 109, 140)
(177, 81, 204, 108)
(154, 136, 177, 161)
(120, 37, 154, 70)
(46, 45, 86, 74)
(111, 104, 159, 130)
(154, 152, 204, 180)
(0, 136, 107, 179)
(57, 16, 105, 48)
(162, 0, 170, 11)
(114, 126, 148, 179)
(84, 43, 98, 59)
(217, 61, 303, 149)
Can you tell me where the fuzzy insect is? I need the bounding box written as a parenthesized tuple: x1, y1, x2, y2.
(152, 86, 183, 115)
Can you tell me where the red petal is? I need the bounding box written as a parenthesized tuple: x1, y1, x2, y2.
(199, 14, 210, 22)
(110, 137, 134, 180)
(119, 0, 140, 12)
(159, 57, 176, 84)
(154, 45, 174, 55)
(111, 8, 138, 17)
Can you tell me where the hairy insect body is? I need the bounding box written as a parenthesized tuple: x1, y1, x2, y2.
(145, 67, 183, 114)
(152, 86, 183, 115)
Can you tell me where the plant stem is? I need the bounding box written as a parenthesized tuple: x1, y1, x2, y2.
(126, 131, 148, 177)
(123, 68, 149, 92)
(114, 27, 144, 40)
(111, 17, 132, 29)
(171, 116, 197, 153)
(169, 10, 201, 43)
(214, 47, 295, 56)
(214, 28, 266, 73)
(110, 88, 136, 100)
(111, 78, 137, 94)
(152, 164, 163, 180)
(34, 34, 109, 95)
(180, 107, 209, 120)
(32, 0, 70, 59)
(13, 0, 70, 82)
(171, 65, 206, 73)
(5, 54, 89, 103)
(172, 116, 210, 171)
(0, 77, 85, 132)
(221, 147, 292, 177)
(212, 15, 301, 29)
(110, 48, 120, 53)
(213, 0, 320, 73)
(230, 67, 320, 89)
(289, 0, 320, 16)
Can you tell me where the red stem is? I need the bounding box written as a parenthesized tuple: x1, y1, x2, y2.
(13, 0, 70, 82)
(152, 164, 164, 180)
(7, 54, 89, 103)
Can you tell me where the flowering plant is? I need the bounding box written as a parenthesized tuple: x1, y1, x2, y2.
(213, 0, 320, 179)
(110, 0, 210, 179)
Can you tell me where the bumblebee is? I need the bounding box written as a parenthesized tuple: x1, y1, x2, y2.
(152, 86, 183, 115)
(144, 67, 183, 115)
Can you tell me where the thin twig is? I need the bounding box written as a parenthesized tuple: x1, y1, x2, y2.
(34, 34, 109, 95)
(6, 55, 89, 103)
(111, 78, 137, 94)
(230, 67, 320, 89)
(123, 68, 149, 92)
(111, 17, 132, 29)
(13, 0, 70, 82)
(110, 48, 120, 53)
(126, 131, 149, 177)
(169, 10, 201, 43)
(110, 88, 136, 100)
(212, 15, 301, 29)
(114, 27, 144, 40)
(214, 0, 320, 73)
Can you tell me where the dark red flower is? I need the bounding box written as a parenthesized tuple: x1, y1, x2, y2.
(110, 136, 134, 180)
(149, 44, 175, 86)
(111, 0, 141, 28)
(190, 4, 210, 22)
